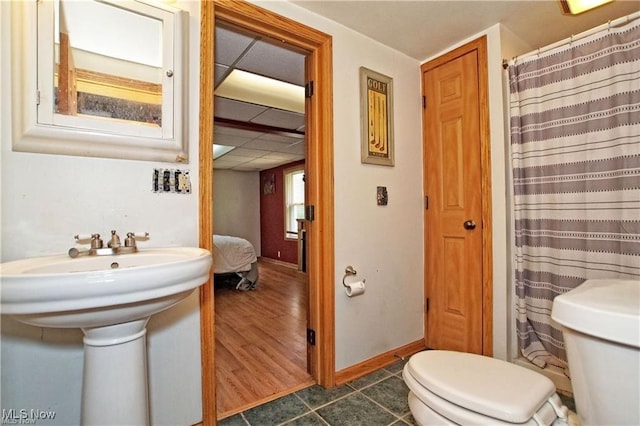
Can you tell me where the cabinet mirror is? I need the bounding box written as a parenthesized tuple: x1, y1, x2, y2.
(8, 0, 188, 163)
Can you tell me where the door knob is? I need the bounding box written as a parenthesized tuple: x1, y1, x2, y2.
(463, 220, 476, 230)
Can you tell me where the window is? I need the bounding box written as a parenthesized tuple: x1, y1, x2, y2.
(284, 166, 305, 240)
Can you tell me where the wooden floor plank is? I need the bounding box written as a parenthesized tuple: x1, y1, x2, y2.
(215, 259, 313, 419)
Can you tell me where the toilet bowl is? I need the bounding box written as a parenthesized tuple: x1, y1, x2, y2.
(404, 279, 639, 425)
(403, 350, 570, 425)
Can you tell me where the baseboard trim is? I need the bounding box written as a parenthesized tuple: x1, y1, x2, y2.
(335, 340, 426, 385)
(258, 256, 298, 269)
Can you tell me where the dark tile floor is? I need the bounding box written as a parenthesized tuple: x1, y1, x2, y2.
(219, 359, 577, 426)
(219, 360, 415, 426)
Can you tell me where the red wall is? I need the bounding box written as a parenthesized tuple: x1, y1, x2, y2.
(260, 160, 304, 264)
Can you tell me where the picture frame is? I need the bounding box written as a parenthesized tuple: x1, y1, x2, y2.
(262, 173, 275, 195)
(360, 67, 394, 166)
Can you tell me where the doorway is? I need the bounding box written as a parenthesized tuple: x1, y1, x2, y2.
(421, 36, 493, 356)
(198, 2, 336, 424)
(212, 21, 311, 418)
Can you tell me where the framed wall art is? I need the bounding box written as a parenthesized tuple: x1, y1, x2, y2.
(360, 67, 394, 166)
(262, 173, 275, 195)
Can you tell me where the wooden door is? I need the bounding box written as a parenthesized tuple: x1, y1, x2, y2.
(422, 41, 485, 354)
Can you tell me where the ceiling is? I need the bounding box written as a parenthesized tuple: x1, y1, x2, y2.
(213, 25, 306, 172)
(292, 0, 639, 60)
(213, 0, 639, 172)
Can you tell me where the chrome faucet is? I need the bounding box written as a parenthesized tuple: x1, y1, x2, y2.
(68, 231, 149, 258)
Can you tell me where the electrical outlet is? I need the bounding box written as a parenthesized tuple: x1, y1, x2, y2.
(177, 171, 191, 193)
(277, 251, 281, 258)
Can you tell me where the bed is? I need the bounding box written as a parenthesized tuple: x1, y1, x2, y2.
(213, 235, 259, 290)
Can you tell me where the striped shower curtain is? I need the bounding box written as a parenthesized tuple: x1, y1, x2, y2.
(509, 16, 640, 369)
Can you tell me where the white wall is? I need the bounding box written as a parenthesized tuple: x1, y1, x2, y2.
(213, 170, 261, 255)
(0, 1, 203, 424)
(252, 1, 425, 370)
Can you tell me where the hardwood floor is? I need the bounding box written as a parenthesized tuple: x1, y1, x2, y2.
(215, 259, 313, 419)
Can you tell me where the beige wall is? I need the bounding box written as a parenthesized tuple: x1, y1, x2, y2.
(251, 0, 425, 370)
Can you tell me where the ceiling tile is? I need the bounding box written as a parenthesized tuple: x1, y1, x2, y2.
(214, 26, 256, 66)
(215, 97, 268, 122)
(242, 138, 296, 152)
(232, 147, 272, 158)
(213, 157, 249, 170)
(263, 152, 302, 162)
(215, 64, 230, 86)
(259, 133, 304, 143)
(281, 142, 306, 156)
(237, 39, 306, 86)
(250, 108, 305, 130)
(213, 132, 255, 147)
(215, 125, 264, 139)
(213, 25, 306, 172)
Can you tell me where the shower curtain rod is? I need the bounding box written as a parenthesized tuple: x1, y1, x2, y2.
(505, 10, 639, 67)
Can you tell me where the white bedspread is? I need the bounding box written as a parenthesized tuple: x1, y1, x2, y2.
(213, 235, 257, 274)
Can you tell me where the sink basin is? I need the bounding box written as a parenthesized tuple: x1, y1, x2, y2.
(0, 247, 212, 425)
(0, 247, 212, 328)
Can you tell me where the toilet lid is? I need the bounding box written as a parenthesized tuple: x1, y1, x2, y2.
(407, 350, 556, 423)
(552, 279, 640, 348)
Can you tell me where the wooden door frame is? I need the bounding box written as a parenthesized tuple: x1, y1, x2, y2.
(198, 1, 336, 424)
(421, 36, 493, 356)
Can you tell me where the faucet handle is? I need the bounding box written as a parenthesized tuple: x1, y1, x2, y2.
(124, 232, 149, 248)
(74, 233, 103, 249)
(129, 232, 149, 239)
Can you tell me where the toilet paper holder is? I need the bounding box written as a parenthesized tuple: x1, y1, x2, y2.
(343, 265, 365, 287)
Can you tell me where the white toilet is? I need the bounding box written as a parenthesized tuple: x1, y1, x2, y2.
(403, 279, 640, 425)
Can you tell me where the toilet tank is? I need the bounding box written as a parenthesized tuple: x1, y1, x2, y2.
(552, 279, 640, 426)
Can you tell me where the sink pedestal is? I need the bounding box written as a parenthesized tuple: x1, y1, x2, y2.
(82, 319, 150, 425)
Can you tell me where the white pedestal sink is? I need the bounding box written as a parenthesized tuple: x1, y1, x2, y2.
(0, 247, 212, 425)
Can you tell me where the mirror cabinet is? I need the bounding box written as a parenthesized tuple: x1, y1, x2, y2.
(8, 0, 188, 162)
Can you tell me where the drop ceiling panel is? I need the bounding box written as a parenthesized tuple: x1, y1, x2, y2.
(213, 155, 249, 167)
(215, 64, 229, 86)
(250, 109, 305, 130)
(214, 25, 306, 171)
(215, 97, 268, 122)
(263, 152, 300, 161)
(214, 26, 256, 66)
(281, 142, 305, 156)
(213, 132, 257, 147)
(236, 39, 306, 86)
(242, 138, 298, 152)
(259, 133, 304, 144)
(231, 147, 273, 158)
(248, 157, 284, 166)
(215, 126, 264, 139)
